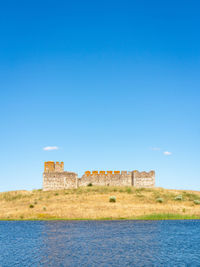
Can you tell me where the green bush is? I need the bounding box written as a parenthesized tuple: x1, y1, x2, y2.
(156, 198, 164, 203)
(109, 196, 116, 203)
(43, 207, 46, 211)
(87, 183, 93, 187)
(54, 193, 59, 196)
(194, 200, 200, 205)
(126, 188, 132, 194)
(29, 204, 34, 208)
(175, 195, 182, 201)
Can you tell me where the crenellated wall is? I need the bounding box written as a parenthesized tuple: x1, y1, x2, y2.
(44, 161, 55, 173)
(43, 162, 155, 191)
(79, 171, 132, 187)
(79, 171, 132, 186)
(55, 162, 64, 172)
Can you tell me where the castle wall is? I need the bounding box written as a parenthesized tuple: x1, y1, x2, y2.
(78, 171, 132, 187)
(132, 170, 155, 188)
(42, 162, 155, 190)
(43, 171, 78, 191)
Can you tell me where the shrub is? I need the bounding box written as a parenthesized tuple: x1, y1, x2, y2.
(194, 200, 200, 205)
(156, 198, 164, 203)
(34, 200, 37, 205)
(175, 195, 182, 201)
(109, 196, 116, 203)
(54, 193, 59, 196)
(29, 204, 34, 208)
(126, 188, 132, 194)
(87, 183, 93, 187)
(43, 207, 46, 211)
(182, 208, 186, 213)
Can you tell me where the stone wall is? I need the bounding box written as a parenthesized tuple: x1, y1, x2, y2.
(43, 171, 78, 191)
(132, 170, 155, 188)
(79, 171, 132, 187)
(42, 162, 155, 190)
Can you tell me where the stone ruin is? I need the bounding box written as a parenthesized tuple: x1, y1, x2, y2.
(43, 161, 155, 191)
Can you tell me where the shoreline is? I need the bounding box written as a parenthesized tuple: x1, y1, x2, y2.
(1, 214, 200, 221)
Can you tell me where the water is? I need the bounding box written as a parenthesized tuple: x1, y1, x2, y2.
(0, 220, 200, 266)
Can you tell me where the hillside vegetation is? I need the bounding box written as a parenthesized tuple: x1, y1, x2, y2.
(1, 186, 200, 220)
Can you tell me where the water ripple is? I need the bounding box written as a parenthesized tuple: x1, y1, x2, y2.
(0, 220, 200, 266)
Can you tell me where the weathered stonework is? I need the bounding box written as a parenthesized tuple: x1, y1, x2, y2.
(43, 162, 155, 191)
(79, 171, 132, 187)
(43, 171, 78, 191)
(55, 162, 64, 172)
(132, 170, 155, 188)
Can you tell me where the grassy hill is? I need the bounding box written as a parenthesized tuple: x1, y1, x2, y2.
(1, 186, 200, 220)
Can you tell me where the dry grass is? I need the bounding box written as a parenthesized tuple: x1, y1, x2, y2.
(0, 186, 200, 220)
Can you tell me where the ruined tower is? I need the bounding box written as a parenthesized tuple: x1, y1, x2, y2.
(43, 161, 78, 191)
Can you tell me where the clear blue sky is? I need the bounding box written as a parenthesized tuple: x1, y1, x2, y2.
(0, 0, 200, 191)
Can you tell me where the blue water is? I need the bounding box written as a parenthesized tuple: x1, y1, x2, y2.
(0, 220, 200, 266)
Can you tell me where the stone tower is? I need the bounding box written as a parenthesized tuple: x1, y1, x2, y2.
(44, 161, 55, 172)
(55, 162, 64, 172)
(43, 161, 78, 191)
(44, 161, 64, 173)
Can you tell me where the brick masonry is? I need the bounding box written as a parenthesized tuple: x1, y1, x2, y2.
(43, 162, 155, 191)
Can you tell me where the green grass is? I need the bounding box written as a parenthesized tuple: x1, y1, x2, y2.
(182, 192, 200, 201)
(137, 214, 200, 220)
(1, 213, 200, 221)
